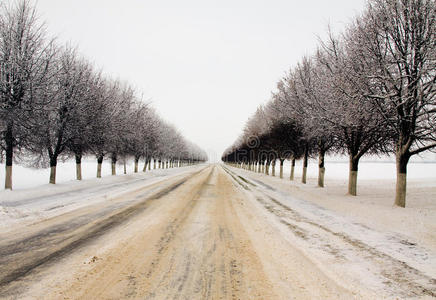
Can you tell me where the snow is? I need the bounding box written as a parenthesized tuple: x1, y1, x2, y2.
(280, 158, 436, 180)
(0, 157, 435, 297)
(1, 156, 434, 191)
(0, 163, 205, 232)
(0, 157, 145, 190)
(225, 164, 436, 298)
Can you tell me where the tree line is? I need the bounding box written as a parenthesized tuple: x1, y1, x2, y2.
(222, 0, 435, 208)
(0, 0, 207, 189)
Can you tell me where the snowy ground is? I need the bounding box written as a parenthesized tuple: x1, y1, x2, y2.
(0, 163, 435, 298)
(283, 158, 436, 180)
(0, 157, 149, 190)
(1, 156, 435, 191)
(0, 164, 205, 232)
(224, 164, 436, 298)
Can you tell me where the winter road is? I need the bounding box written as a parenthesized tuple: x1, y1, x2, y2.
(0, 164, 435, 299)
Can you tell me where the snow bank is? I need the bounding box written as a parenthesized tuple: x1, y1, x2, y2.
(0, 164, 205, 232)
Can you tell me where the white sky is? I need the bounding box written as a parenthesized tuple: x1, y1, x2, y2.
(35, 0, 367, 162)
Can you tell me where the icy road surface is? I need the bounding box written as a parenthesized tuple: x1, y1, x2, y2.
(0, 164, 435, 299)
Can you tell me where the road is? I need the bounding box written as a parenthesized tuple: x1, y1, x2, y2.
(0, 164, 434, 299)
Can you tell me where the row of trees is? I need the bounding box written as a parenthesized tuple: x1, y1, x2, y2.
(0, 0, 207, 189)
(222, 0, 435, 208)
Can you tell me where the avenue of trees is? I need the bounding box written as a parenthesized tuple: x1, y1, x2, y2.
(0, 0, 207, 189)
(222, 0, 435, 208)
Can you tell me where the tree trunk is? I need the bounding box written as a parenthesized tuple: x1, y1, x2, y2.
(279, 159, 284, 178)
(302, 146, 308, 184)
(134, 157, 139, 173)
(50, 166, 56, 184)
(143, 159, 147, 172)
(97, 155, 103, 178)
(5, 165, 12, 190)
(348, 156, 360, 196)
(271, 159, 276, 176)
(111, 155, 117, 176)
(75, 153, 82, 180)
(153, 159, 156, 169)
(265, 160, 270, 175)
(148, 159, 151, 170)
(257, 161, 261, 173)
(158, 160, 161, 169)
(395, 150, 410, 207)
(290, 158, 295, 181)
(49, 157, 57, 184)
(123, 160, 127, 174)
(4, 123, 13, 190)
(318, 149, 325, 187)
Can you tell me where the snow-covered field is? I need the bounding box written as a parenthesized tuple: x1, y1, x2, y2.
(282, 158, 436, 180)
(1, 156, 435, 191)
(0, 157, 147, 190)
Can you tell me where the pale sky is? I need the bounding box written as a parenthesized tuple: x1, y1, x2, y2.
(36, 0, 367, 162)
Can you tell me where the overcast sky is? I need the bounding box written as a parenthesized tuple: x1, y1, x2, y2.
(36, 0, 367, 162)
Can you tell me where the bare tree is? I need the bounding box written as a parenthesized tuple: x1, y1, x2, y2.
(274, 71, 314, 184)
(316, 31, 390, 195)
(291, 57, 337, 187)
(0, 0, 55, 189)
(355, 0, 436, 207)
(26, 46, 98, 184)
(66, 65, 104, 180)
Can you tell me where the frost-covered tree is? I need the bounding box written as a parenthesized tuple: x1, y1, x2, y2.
(291, 57, 337, 187)
(354, 0, 436, 207)
(25, 46, 98, 184)
(316, 31, 390, 195)
(66, 65, 104, 180)
(0, 0, 55, 189)
(273, 71, 314, 184)
(105, 81, 136, 175)
(126, 101, 154, 173)
(84, 78, 119, 178)
(265, 97, 304, 179)
(243, 106, 271, 173)
(0, 0, 207, 189)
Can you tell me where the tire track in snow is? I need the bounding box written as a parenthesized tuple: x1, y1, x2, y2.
(225, 166, 436, 298)
(0, 167, 207, 293)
